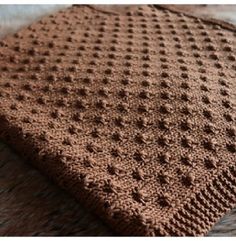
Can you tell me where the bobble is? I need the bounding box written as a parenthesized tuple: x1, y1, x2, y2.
(224, 113, 233, 122)
(96, 99, 108, 109)
(203, 138, 217, 151)
(132, 187, 148, 204)
(158, 193, 171, 207)
(94, 114, 106, 125)
(181, 93, 191, 102)
(73, 112, 83, 122)
(132, 168, 145, 181)
(82, 175, 95, 189)
(10, 103, 18, 110)
(68, 125, 77, 135)
(22, 116, 31, 124)
(158, 118, 171, 130)
(114, 116, 125, 128)
(227, 127, 235, 138)
(202, 95, 211, 104)
(135, 133, 148, 144)
(204, 123, 216, 134)
(181, 155, 194, 166)
(51, 109, 63, 119)
(111, 147, 122, 158)
(134, 150, 146, 163)
(160, 80, 170, 88)
(76, 99, 87, 109)
(137, 117, 148, 128)
(98, 88, 109, 97)
(86, 143, 99, 153)
(56, 98, 67, 107)
(181, 119, 192, 130)
(121, 78, 130, 85)
(117, 103, 129, 113)
(112, 132, 122, 142)
(141, 80, 151, 87)
(159, 104, 172, 114)
(181, 136, 195, 148)
(78, 87, 89, 96)
(64, 75, 74, 82)
(16, 94, 25, 102)
(203, 109, 213, 120)
(160, 91, 172, 100)
(161, 72, 169, 78)
(83, 157, 95, 168)
(63, 137, 72, 146)
(108, 164, 123, 176)
(139, 90, 151, 99)
(28, 47, 37, 56)
(158, 171, 170, 184)
(182, 173, 195, 186)
(91, 128, 100, 138)
(159, 152, 171, 164)
(226, 143, 236, 153)
(138, 104, 149, 113)
(181, 105, 193, 115)
(47, 74, 56, 82)
(118, 89, 129, 98)
(23, 83, 33, 91)
(103, 179, 120, 194)
(37, 97, 46, 105)
(205, 157, 217, 169)
(39, 132, 49, 142)
(222, 100, 232, 109)
(158, 135, 170, 147)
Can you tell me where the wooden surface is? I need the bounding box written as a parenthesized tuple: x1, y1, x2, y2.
(0, 5, 235, 236)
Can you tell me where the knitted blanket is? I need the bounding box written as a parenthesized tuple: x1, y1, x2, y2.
(0, 5, 235, 236)
(0, 141, 235, 236)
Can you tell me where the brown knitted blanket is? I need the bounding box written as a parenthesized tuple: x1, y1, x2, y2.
(0, 5, 235, 236)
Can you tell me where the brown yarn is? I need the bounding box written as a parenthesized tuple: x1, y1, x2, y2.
(0, 5, 235, 236)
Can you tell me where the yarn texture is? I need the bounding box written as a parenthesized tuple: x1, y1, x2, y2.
(0, 5, 235, 236)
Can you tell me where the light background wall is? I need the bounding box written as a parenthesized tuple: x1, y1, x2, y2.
(0, 5, 71, 38)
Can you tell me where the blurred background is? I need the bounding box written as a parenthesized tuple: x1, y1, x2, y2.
(168, 5, 236, 24)
(0, 5, 235, 38)
(0, 5, 70, 38)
